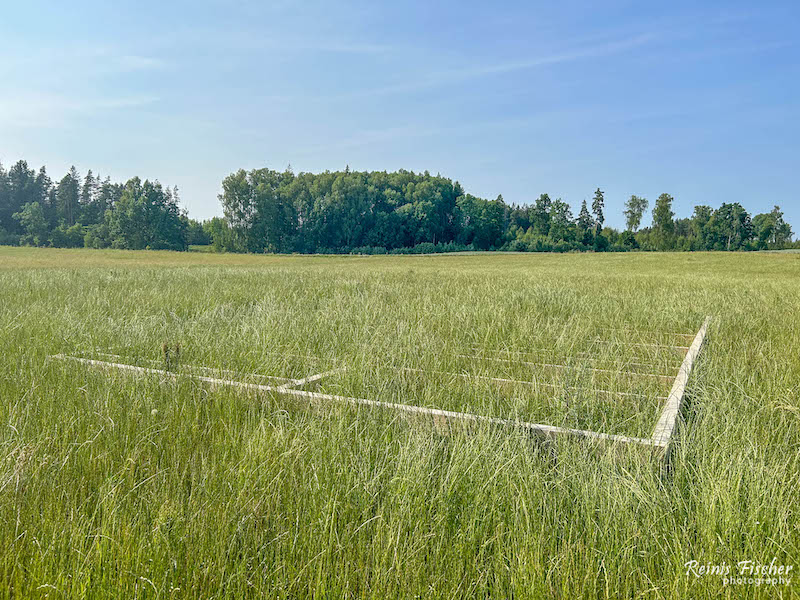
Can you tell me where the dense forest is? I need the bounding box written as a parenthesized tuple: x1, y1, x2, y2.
(0, 161, 795, 253)
(213, 167, 795, 253)
(0, 160, 208, 251)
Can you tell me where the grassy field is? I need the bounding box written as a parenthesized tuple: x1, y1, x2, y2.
(0, 246, 798, 598)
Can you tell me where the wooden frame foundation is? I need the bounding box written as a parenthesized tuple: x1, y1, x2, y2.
(51, 316, 711, 463)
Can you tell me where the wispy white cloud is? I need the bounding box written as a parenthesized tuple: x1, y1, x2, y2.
(327, 32, 658, 100)
(0, 41, 166, 130)
(293, 110, 591, 156)
(654, 39, 794, 64)
(0, 42, 168, 80)
(114, 54, 169, 71)
(0, 93, 159, 129)
(146, 26, 396, 56)
(445, 33, 656, 79)
(240, 36, 393, 55)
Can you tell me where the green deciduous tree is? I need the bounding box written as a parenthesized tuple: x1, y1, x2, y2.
(753, 205, 793, 249)
(652, 193, 675, 250)
(13, 202, 49, 246)
(709, 203, 753, 250)
(532, 194, 552, 236)
(456, 194, 506, 249)
(623, 195, 648, 232)
(549, 199, 574, 243)
(689, 205, 713, 250)
(107, 178, 187, 250)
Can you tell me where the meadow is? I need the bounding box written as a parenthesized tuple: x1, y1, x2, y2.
(0, 246, 798, 598)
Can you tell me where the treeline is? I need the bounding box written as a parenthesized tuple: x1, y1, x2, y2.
(0, 160, 208, 250)
(214, 167, 795, 253)
(1, 161, 794, 253)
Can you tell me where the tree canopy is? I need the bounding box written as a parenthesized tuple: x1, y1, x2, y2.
(0, 160, 195, 250)
(0, 160, 795, 253)
(214, 167, 794, 254)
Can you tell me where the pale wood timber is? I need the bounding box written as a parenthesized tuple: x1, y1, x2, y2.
(650, 316, 712, 458)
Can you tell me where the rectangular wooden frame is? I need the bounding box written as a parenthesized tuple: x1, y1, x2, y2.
(51, 316, 711, 462)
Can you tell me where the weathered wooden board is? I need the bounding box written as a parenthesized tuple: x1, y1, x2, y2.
(650, 316, 712, 459)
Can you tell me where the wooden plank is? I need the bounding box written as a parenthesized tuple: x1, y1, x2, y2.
(650, 316, 712, 457)
(51, 354, 283, 393)
(58, 354, 344, 392)
(89, 352, 294, 385)
(267, 388, 659, 447)
(276, 368, 346, 391)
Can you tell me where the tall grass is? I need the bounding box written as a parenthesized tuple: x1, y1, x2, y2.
(0, 247, 798, 598)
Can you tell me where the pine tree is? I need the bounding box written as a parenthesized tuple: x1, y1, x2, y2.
(0, 162, 9, 231)
(56, 167, 81, 226)
(81, 170, 96, 206)
(591, 188, 604, 233)
(81, 170, 100, 224)
(577, 200, 593, 231)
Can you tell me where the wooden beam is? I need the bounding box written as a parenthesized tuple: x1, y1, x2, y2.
(51, 354, 283, 393)
(650, 316, 712, 459)
(89, 352, 294, 385)
(276, 368, 346, 391)
(272, 387, 659, 448)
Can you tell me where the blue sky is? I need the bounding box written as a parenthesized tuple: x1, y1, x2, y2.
(1, 0, 798, 230)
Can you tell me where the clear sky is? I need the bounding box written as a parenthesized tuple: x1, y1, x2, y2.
(1, 0, 798, 230)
